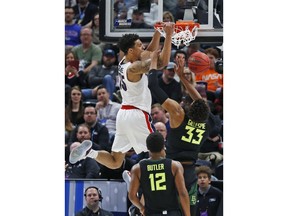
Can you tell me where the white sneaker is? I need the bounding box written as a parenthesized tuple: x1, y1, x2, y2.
(122, 170, 131, 192)
(69, 140, 92, 164)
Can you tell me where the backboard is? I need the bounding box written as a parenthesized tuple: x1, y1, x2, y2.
(99, 0, 223, 44)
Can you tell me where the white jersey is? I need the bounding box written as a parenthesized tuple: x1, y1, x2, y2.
(118, 57, 152, 113)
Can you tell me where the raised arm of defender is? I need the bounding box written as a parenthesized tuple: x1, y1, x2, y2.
(174, 56, 202, 101)
(148, 51, 185, 128)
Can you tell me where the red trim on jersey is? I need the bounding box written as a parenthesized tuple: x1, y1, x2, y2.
(121, 105, 153, 133)
(121, 105, 139, 110)
(143, 111, 153, 133)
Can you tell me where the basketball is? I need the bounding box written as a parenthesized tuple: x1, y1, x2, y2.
(188, 52, 210, 74)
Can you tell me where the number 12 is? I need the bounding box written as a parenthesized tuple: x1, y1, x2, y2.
(149, 173, 166, 191)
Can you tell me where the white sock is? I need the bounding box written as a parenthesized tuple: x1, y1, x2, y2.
(86, 149, 99, 159)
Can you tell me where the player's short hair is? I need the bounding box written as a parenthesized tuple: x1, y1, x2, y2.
(118, 34, 140, 54)
(146, 131, 165, 153)
(187, 99, 210, 122)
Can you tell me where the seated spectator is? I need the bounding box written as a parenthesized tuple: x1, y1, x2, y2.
(65, 141, 101, 179)
(151, 103, 170, 134)
(69, 106, 110, 152)
(72, 27, 102, 75)
(84, 49, 118, 100)
(95, 85, 121, 142)
(154, 121, 167, 147)
(67, 124, 125, 180)
(163, 0, 178, 22)
(73, 0, 99, 26)
(66, 86, 85, 126)
(151, 62, 182, 104)
(194, 48, 223, 102)
(83, 13, 106, 50)
(65, 50, 88, 89)
(72, 123, 102, 150)
(163, 10, 175, 22)
(195, 166, 223, 216)
(180, 67, 196, 98)
(198, 112, 223, 167)
(195, 159, 218, 181)
(65, 6, 81, 49)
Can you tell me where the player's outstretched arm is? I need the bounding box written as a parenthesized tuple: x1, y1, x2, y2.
(145, 28, 161, 52)
(148, 50, 184, 128)
(174, 56, 202, 101)
(141, 22, 174, 69)
(158, 22, 174, 68)
(172, 161, 191, 216)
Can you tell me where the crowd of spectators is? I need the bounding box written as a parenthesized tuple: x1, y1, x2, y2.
(65, 0, 223, 215)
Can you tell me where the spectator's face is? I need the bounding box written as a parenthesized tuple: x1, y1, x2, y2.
(85, 188, 100, 207)
(96, 88, 109, 103)
(66, 52, 75, 64)
(183, 68, 193, 82)
(154, 122, 167, 140)
(103, 55, 116, 67)
(163, 14, 172, 22)
(151, 107, 166, 123)
(197, 173, 211, 190)
(207, 53, 216, 69)
(174, 53, 186, 62)
(80, 29, 92, 45)
(163, 68, 175, 81)
(93, 14, 99, 26)
(76, 126, 91, 142)
(71, 89, 82, 103)
(84, 107, 97, 124)
(65, 8, 74, 23)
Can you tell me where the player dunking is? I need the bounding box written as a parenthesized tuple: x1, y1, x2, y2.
(69, 22, 175, 169)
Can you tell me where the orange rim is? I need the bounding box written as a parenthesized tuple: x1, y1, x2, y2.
(154, 21, 200, 32)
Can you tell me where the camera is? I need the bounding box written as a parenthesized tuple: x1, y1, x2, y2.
(215, 58, 223, 74)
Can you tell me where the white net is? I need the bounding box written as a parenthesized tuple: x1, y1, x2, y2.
(155, 24, 199, 49)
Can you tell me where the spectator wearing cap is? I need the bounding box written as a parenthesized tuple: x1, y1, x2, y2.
(152, 62, 183, 104)
(82, 49, 118, 101)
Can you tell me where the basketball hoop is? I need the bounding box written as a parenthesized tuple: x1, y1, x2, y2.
(154, 21, 200, 49)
